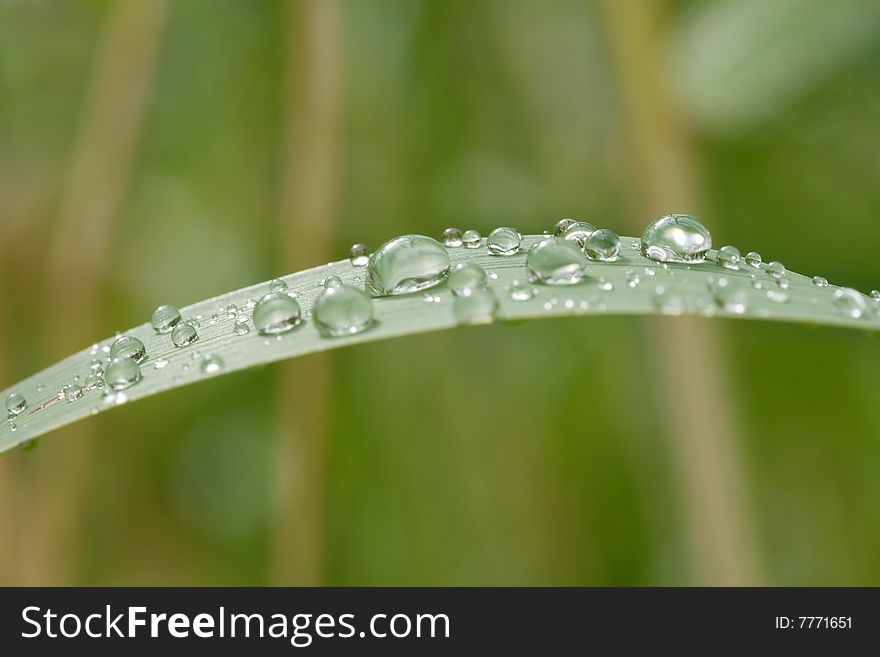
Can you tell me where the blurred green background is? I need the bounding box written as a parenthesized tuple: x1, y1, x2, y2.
(2, 0, 880, 586)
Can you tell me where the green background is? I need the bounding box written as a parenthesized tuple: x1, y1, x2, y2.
(1, 0, 879, 585)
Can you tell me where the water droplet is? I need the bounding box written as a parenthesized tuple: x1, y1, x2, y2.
(462, 229, 482, 248)
(104, 357, 142, 390)
(322, 275, 343, 289)
(832, 288, 867, 319)
(226, 303, 239, 318)
(448, 263, 487, 297)
(584, 229, 621, 261)
(269, 278, 288, 293)
(766, 288, 789, 304)
(154, 358, 170, 369)
(625, 268, 640, 287)
(186, 317, 201, 329)
(766, 261, 786, 279)
(313, 284, 375, 337)
(526, 237, 588, 285)
(191, 350, 203, 360)
(745, 251, 762, 268)
(442, 227, 463, 247)
(61, 383, 84, 402)
(109, 335, 146, 364)
(652, 285, 685, 315)
(171, 322, 200, 347)
(710, 278, 749, 314)
(716, 245, 741, 270)
(349, 243, 370, 266)
(486, 227, 521, 256)
(561, 221, 597, 247)
(200, 354, 225, 375)
(641, 214, 711, 263)
(553, 218, 579, 236)
(644, 267, 657, 277)
(233, 320, 250, 336)
(453, 288, 498, 325)
(150, 305, 182, 334)
(84, 372, 103, 390)
(252, 292, 303, 335)
(870, 290, 880, 302)
(812, 276, 828, 287)
(777, 277, 790, 290)
(5, 393, 27, 417)
(597, 277, 613, 291)
(366, 235, 450, 296)
(509, 280, 536, 301)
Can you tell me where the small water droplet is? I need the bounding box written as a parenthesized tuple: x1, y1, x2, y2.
(583, 229, 621, 262)
(322, 275, 343, 289)
(870, 290, 880, 302)
(36, 383, 45, 393)
(84, 372, 103, 390)
(191, 350, 203, 360)
(441, 227, 463, 247)
(812, 276, 828, 287)
(150, 305, 182, 334)
(233, 320, 250, 336)
(766, 288, 789, 304)
(561, 221, 597, 247)
(154, 358, 170, 369)
(716, 245, 741, 270)
(226, 303, 239, 318)
(751, 279, 765, 290)
(269, 278, 288, 293)
(625, 268, 640, 287)
(104, 357, 142, 390)
(526, 237, 588, 285)
(486, 227, 521, 256)
(710, 278, 749, 314)
(366, 234, 450, 296)
(462, 229, 482, 248)
(553, 218, 579, 236)
(745, 251, 762, 268)
(171, 322, 200, 347)
(200, 353, 225, 375)
(597, 277, 613, 291)
(253, 292, 303, 335)
(349, 243, 370, 266)
(61, 383, 84, 402)
(313, 285, 375, 337)
(641, 214, 711, 263)
(109, 335, 146, 364)
(644, 267, 656, 277)
(652, 285, 685, 315)
(509, 280, 536, 301)
(5, 393, 27, 417)
(777, 277, 790, 290)
(448, 263, 487, 297)
(832, 288, 867, 319)
(766, 261, 786, 279)
(453, 288, 498, 325)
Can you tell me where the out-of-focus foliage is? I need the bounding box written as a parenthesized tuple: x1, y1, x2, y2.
(1, 0, 879, 585)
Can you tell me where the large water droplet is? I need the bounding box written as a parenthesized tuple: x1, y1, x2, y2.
(171, 322, 200, 347)
(448, 263, 487, 297)
(453, 288, 498, 325)
(200, 354, 225, 375)
(526, 237, 588, 285)
(5, 393, 27, 417)
(151, 305, 181, 334)
(366, 235, 450, 296)
(442, 227, 463, 247)
(716, 245, 741, 270)
(584, 229, 621, 261)
(486, 227, 521, 256)
(462, 229, 481, 248)
(832, 288, 867, 319)
(109, 335, 146, 364)
(313, 284, 375, 337)
(641, 214, 711, 263)
(105, 357, 142, 390)
(349, 243, 370, 266)
(561, 221, 596, 246)
(710, 278, 749, 314)
(252, 292, 303, 335)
